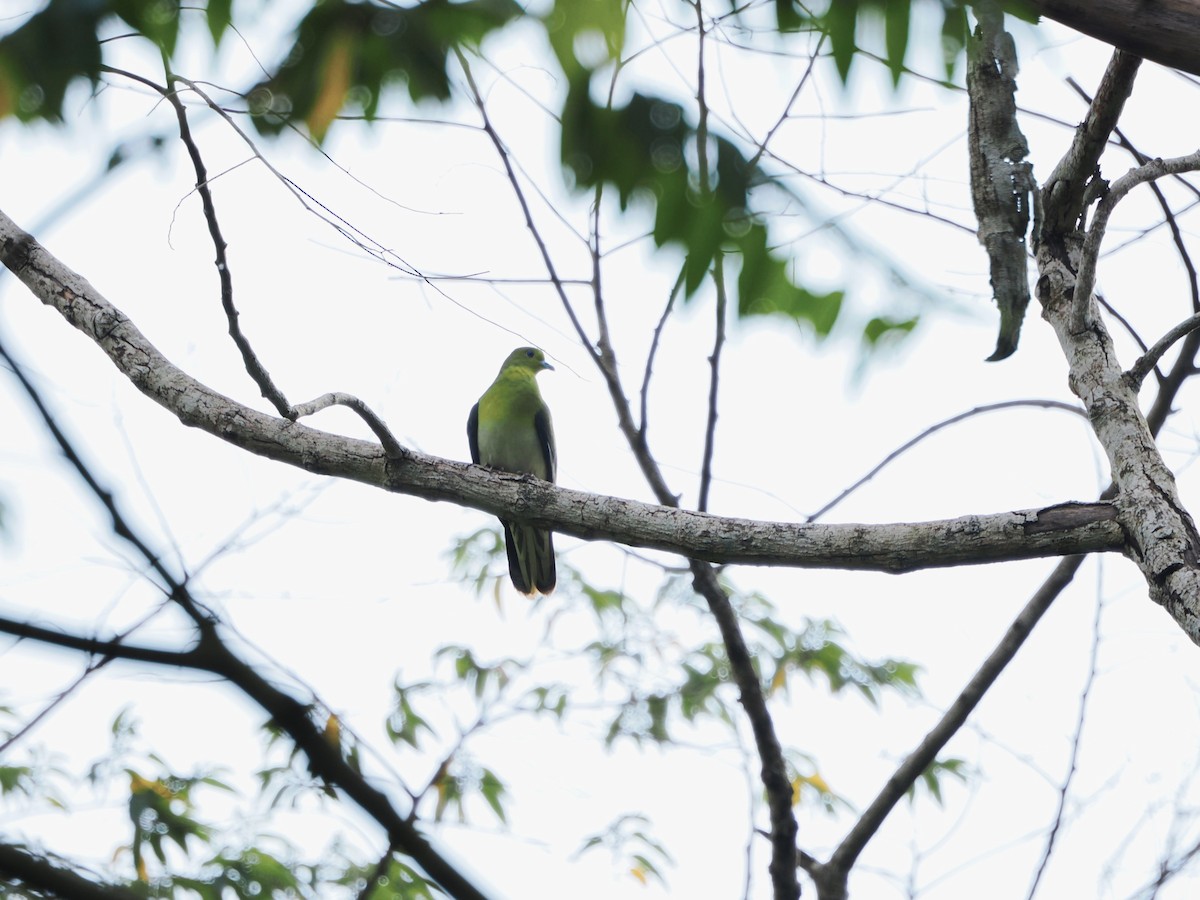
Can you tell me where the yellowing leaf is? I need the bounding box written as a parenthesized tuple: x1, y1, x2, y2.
(129, 772, 172, 799)
(629, 866, 647, 885)
(324, 712, 342, 750)
(135, 855, 148, 883)
(792, 772, 832, 806)
(805, 773, 831, 794)
(307, 31, 353, 142)
(770, 665, 787, 695)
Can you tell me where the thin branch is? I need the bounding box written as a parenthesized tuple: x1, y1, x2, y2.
(1128, 311, 1200, 388)
(0, 604, 170, 756)
(1069, 73, 1200, 317)
(812, 556, 1086, 900)
(0, 612, 204, 670)
(1024, 561, 1106, 900)
(290, 392, 407, 459)
(808, 400, 1088, 522)
(689, 561, 797, 900)
(160, 65, 294, 417)
(694, 2, 729, 518)
(452, 48, 594, 352)
(1073, 148, 1200, 333)
(639, 263, 686, 436)
(355, 845, 399, 900)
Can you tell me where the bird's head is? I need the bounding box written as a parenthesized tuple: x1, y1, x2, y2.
(501, 346, 554, 375)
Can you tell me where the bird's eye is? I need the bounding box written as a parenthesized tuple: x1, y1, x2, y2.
(525, 349, 535, 358)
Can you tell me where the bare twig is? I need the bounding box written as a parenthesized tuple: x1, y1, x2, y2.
(694, 3, 729, 518)
(290, 392, 407, 459)
(808, 400, 1087, 523)
(1024, 562, 1106, 900)
(1073, 148, 1200, 333)
(161, 64, 294, 416)
(811, 555, 1086, 900)
(1128, 311, 1200, 388)
(0, 604, 170, 756)
(639, 263, 686, 436)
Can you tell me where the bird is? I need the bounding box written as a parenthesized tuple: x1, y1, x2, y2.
(467, 346, 557, 595)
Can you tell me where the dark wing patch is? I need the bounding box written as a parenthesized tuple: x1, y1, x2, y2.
(467, 402, 481, 465)
(534, 406, 556, 483)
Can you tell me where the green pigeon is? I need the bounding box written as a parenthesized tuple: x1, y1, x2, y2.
(467, 347, 557, 595)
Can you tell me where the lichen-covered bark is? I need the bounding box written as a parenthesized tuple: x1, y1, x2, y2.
(1030, 51, 1200, 644)
(967, 2, 1033, 360)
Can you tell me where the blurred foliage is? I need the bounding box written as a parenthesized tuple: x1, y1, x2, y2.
(0, 0, 987, 343)
(575, 813, 673, 887)
(907, 755, 970, 805)
(246, 0, 523, 140)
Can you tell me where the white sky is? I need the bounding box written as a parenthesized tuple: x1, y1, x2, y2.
(2, 2, 1200, 898)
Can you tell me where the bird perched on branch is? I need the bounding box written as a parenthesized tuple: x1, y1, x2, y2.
(467, 347, 557, 595)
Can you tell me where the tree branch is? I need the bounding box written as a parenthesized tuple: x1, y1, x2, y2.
(160, 69, 295, 417)
(1023, 0, 1200, 78)
(0, 612, 204, 670)
(0, 843, 142, 900)
(0, 207, 1128, 574)
(0, 330, 487, 900)
(1129, 311, 1200, 388)
(1038, 50, 1140, 241)
(810, 555, 1086, 900)
(807, 400, 1087, 523)
(1073, 149, 1200, 332)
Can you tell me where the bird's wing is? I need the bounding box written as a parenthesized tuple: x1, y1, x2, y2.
(534, 405, 556, 483)
(467, 401, 481, 465)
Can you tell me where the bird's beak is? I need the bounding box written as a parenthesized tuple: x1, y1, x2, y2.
(541, 360, 555, 371)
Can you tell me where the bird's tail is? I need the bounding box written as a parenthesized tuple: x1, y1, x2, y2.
(502, 520, 556, 595)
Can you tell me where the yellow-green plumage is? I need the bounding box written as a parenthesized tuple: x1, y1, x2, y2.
(467, 347, 556, 595)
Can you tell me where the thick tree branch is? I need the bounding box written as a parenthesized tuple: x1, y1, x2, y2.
(0, 843, 141, 900)
(1038, 51, 1140, 241)
(1032, 50, 1200, 644)
(0, 612, 204, 671)
(1023, 0, 1200, 78)
(0, 209, 1128, 576)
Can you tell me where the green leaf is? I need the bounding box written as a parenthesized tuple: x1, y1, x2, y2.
(940, 2, 969, 80)
(736, 224, 843, 335)
(0, 1, 105, 123)
(824, 0, 860, 83)
(112, 0, 182, 57)
(907, 756, 970, 806)
(884, 0, 911, 85)
(386, 678, 435, 749)
(249, 0, 524, 140)
(205, 0, 235, 46)
(543, 0, 626, 76)
(862, 315, 918, 348)
(479, 767, 508, 823)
